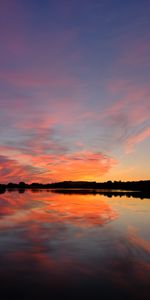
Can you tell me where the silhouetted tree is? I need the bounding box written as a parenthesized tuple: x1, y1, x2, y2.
(18, 182, 26, 188)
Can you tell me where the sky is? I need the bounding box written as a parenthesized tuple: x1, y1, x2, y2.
(0, 0, 150, 183)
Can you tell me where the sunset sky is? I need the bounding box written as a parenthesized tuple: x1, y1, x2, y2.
(0, 0, 150, 183)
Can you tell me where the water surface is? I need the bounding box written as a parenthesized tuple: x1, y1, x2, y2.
(0, 190, 150, 299)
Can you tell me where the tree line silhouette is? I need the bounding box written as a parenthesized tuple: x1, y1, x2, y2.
(0, 180, 150, 198)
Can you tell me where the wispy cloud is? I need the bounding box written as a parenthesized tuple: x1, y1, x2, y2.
(0, 155, 45, 183)
(125, 126, 150, 153)
(101, 79, 150, 152)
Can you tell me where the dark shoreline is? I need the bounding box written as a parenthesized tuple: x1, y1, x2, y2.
(0, 180, 150, 199)
(0, 186, 150, 199)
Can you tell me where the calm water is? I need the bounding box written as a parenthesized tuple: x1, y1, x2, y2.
(0, 190, 150, 299)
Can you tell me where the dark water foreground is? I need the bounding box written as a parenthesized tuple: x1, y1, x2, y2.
(0, 190, 149, 299)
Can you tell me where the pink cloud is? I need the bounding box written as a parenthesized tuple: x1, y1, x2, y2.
(125, 126, 150, 153)
(102, 36, 150, 148)
(100, 79, 150, 152)
(0, 155, 40, 183)
(105, 82, 150, 123)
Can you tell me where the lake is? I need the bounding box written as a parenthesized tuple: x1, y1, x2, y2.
(0, 190, 149, 299)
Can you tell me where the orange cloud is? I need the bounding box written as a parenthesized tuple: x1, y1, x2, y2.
(0, 150, 117, 183)
(30, 151, 117, 183)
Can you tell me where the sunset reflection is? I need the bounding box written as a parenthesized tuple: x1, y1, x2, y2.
(0, 191, 118, 229)
(0, 191, 149, 299)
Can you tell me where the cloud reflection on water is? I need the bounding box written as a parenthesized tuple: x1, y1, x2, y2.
(0, 191, 149, 299)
